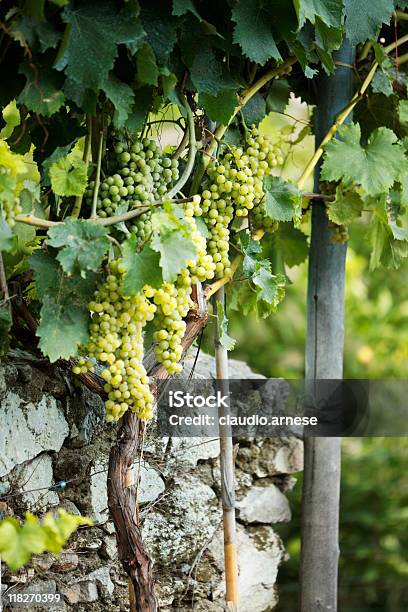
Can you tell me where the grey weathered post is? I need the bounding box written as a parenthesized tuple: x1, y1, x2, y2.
(300, 41, 355, 612)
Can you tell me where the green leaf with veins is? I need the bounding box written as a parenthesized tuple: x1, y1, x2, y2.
(368, 214, 408, 270)
(321, 124, 408, 197)
(371, 68, 393, 97)
(151, 229, 197, 283)
(11, 16, 61, 52)
(344, 0, 394, 46)
(47, 220, 110, 276)
(263, 176, 303, 222)
(122, 236, 163, 295)
(252, 261, 286, 310)
(200, 90, 237, 125)
(327, 186, 364, 225)
(102, 74, 135, 128)
(242, 94, 267, 127)
(55, 1, 145, 91)
(294, 0, 344, 28)
(49, 155, 88, 197)
(136, 44, 159, 86)
(37, 296, 90, 362)
(239, 233, 262, 276)
(18, 65, 65, 116)
(216, 301, 236, 351)
(0, 511, 91, 572)
(232, 259, 286, 318)
(42, 142, 76, 186)
(231, 1, 281, 65)
(190, 44, 236, 96)
(30, 250, 98, 361)
(274, 223, 309, 268)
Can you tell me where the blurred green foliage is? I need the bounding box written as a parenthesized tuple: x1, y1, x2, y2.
(275, 439, 408, 611)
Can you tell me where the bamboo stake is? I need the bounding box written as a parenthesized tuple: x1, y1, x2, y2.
(214, 286, 239, 611)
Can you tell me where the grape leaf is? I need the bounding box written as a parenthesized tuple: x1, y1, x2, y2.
(321, 124, 408, 197)
(47, 220, 110, 276)
(49, 155, 88, 197)
(371, 67, 394, 97)
(239, 233, 262, 276)
(263, 176, 303, 222)
(11, 16, 61, 52)
(200, 90, 237, 125)
(122, 236, 163, 295)
(252, 260, 286, 315)
(0, 511, 91, 572)
(399, 99, 408, 124)
(18, 65, 65, 116)
(344, 0, 394, 45)
(242, 93, 266, 127)
(294, 0, 344, 28)
(368, 214, 408, 269)
(190, 43, 236, 96)
(55, 1, 145, 91)
(151, 229, 197, 283)
(41, 141, 76, 186)
(37, 296, 90, 362)
(125, 86, 153, 132)
(63, 78, 97, 115)
(327, 186, 364, 225)
(102, 74, 135, 128)
(216, 301, 236, 351)
(136, 44, 160, 86)
(266, 79, 291, 114)
(31, 250, 97, 361)
(275, 223, 309, 268)
(172, 0, 202, 20)
(141, 3, 178, 65)
(0, 101, 20, 140)
(231, 1, 281, 65)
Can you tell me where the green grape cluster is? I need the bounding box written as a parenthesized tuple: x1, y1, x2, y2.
(152, 277, 192, 375)
(185, 196, 216, 284)
(73, 260, 156, 422)
(201, 126, 284, 277)
(84, 138, 179, 246)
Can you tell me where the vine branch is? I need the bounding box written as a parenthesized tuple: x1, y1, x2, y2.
(168, 94, 196, 198)
(72, 115, 92, 219)
(90, 130, 104, 219)
(14, 197, 195, 229)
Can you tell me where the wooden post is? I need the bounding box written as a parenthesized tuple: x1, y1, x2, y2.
(214, 286, 239, 611)
(300, 41, 355, 612)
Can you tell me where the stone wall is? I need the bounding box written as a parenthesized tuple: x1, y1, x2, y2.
(0, 350, 303, 611)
